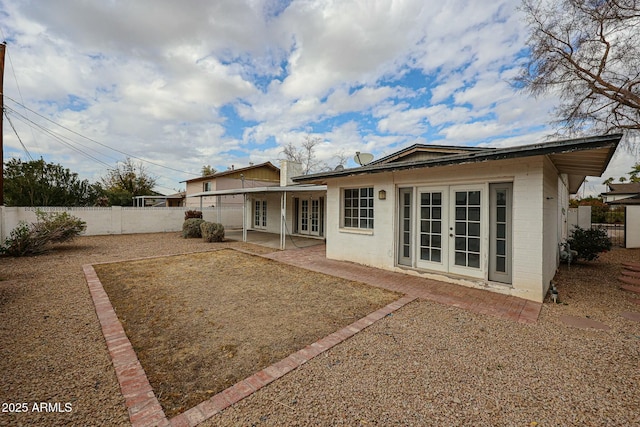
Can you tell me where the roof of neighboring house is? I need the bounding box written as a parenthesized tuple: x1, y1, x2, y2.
(293, 134, 622, 194)
(369, 144, 494, 165)
(602, 182, 640, 195)
(181, 162, 279, 184)
(608, 194, 640, 205)
(187, 184, 327, 198)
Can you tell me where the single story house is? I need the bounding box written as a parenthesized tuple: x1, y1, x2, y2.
(293, 134, 622, 303)
(602, 182, 640, 205)
(188, 161, 327, 249)
(182, 162, 281, 209)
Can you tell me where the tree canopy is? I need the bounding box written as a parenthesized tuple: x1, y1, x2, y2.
(100, 158, 157, 206)
(518, 0, 640, 136)
(3, 158, 102, 206)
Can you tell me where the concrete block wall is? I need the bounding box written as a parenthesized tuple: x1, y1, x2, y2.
(0, 206, 244, 241)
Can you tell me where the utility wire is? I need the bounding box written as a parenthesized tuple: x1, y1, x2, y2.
(2, 93, 200, 177)
(3, 109, 33, 160)
(0, 35, 40, 155)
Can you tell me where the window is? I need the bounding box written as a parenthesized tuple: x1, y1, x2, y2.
(203, 182, 212, 192)
(343, 187, 374, 229)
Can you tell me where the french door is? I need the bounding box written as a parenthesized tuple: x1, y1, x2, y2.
(254, 199, 267, 229)
(296, 197, 322, 236)
(399, 185, 492, 280)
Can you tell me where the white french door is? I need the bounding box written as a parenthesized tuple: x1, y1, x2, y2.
(415, 187, 448, 273)
(297, 198, 322, 236)
(448, 186, 484, 278)
(399, 185, 486, 279)
(253, 199, 267, 229)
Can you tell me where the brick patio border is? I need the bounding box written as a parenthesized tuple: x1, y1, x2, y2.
(83, 261, 416, 427)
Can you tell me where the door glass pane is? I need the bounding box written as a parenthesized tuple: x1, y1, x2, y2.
(453, 190, 481, 269)
(496, 257, 506, 272)
(419, 191, 443, 263)
(468, 253, 480, 268)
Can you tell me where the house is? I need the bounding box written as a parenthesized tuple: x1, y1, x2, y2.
(188, 161, 327, 249)
(293, 134, 622, 303)
(601, 182, 640, 205)
(182, 162, 280, 209)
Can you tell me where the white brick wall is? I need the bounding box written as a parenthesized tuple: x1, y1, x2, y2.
(325, 156, 555, 302)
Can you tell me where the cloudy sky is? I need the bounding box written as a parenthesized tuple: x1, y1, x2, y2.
(0, 0, 634, 195)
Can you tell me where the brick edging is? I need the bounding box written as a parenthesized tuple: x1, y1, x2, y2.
(83, 264, 170, 427)
(84, 261, 416, 427)
(168, 295, 417, 427)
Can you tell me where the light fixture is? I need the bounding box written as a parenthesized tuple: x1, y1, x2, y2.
(378, 189, 386, 200)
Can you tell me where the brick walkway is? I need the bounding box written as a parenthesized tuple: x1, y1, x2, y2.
(264, 245, 542, 324)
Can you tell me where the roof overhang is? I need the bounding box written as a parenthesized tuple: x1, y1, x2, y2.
(293, 134, 622, 194)
(188, 184, 327, 198)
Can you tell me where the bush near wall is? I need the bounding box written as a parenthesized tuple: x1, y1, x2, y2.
(184, 210, 203, 220)
(182, 218, 205, 238)
(0, 211, 86, 256)
(200, 222, 225, 242)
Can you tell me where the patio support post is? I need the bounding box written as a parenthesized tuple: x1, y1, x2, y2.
(280, 191, 286, 250)
(242, 193, 247, 242)
(216, 195, 221, 223)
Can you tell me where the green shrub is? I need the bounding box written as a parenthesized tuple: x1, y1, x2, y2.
(567, 226, 612, 261)
(184, 210, 203, 220)
(182, 218, 205, 238)
(200, 222, 225, 242)
(0, 211, 86, 257)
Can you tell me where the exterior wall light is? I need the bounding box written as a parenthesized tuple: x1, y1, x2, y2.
(378, 189, 386, 200)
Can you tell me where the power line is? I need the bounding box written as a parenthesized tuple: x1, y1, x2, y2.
(2, 93, 200, 177)
(0, 36, 40, 155)
(3, 109, 33, 160)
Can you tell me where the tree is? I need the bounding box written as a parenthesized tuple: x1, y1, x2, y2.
(100, 158, 156, 206)
(3, 158, 103, 206)
(282, 135, 323, 175)
(201, 165, 217, 176)
(602, 176, 615, 187)
(517, 0, 640, 136)
(628, 163, 640, 182)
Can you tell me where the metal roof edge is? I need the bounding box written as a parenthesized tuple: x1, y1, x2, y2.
(293, 134, 623, 183)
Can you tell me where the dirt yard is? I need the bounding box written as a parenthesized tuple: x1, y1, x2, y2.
(1, 233, 639, 426)
(92, 249, 399, 417)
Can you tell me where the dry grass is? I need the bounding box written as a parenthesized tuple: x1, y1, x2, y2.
(93, 249, 400, 417)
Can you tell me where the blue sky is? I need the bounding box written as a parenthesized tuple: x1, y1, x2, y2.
(0, 0, 634, 195)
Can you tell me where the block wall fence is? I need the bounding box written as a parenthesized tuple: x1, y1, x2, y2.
(0, 206, 244, 241)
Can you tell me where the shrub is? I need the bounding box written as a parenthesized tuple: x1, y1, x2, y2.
(567, 226, 612, 261)
(182, 218, 205, 238)
(200, 222, 225, 242)
(184, 210, 203, 220)
(34, 210, 87, 243)
(0, 211, 86, 257)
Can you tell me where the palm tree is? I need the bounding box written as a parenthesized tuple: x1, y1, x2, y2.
(629, 163, 640, 183)
(602, 177, 615, 189)
(201, 165, 217, 176)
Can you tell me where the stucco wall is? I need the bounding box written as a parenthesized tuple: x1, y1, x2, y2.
(324, 156, 553, 302)
(0, 206, 243, 240)
(626, 206, 640, 248)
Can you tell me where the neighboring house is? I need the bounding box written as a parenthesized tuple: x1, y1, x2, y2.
(601, 182, 640, 205)
(189, 161, 327, 248)
(182, 162, 280, 209)
(293, 134, 622, 303)
(132, 192, 186, 207)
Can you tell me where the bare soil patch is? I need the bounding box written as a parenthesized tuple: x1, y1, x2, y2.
(93, 249, 400, 417)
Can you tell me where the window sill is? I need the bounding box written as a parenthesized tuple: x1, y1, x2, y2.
(338, 227, 374, 236)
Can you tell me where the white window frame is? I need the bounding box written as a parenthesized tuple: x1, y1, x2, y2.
(342, 187, 374, 230)
(203, 181, 212, 192)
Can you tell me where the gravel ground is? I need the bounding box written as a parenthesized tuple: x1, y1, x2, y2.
(1, 233, 639, 426)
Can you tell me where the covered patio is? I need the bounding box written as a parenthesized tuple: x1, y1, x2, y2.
(224, 229, 325, 250)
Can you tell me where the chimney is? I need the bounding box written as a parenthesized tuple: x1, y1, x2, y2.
(280, 160, 303, 186)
